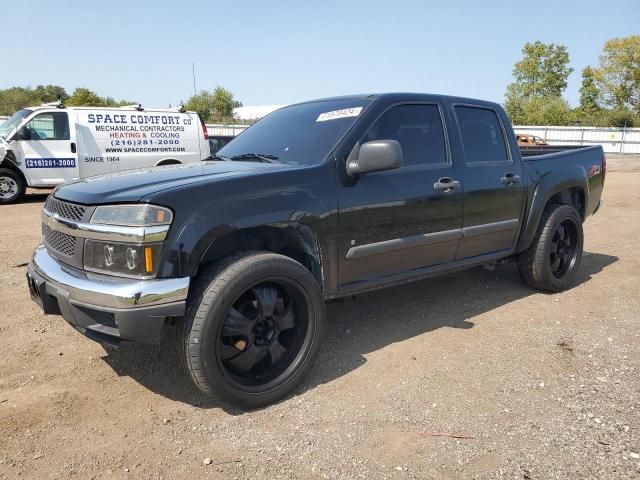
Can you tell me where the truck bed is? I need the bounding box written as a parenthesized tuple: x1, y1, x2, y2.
(519, 144, 590, 157)
(521, 145, 605, 218)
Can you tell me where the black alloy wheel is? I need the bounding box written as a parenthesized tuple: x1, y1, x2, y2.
(518, 203, 584, 292)
(180, 252, 325, 408)
(549, 219, 579, 279)
(217, 281, 309, 387)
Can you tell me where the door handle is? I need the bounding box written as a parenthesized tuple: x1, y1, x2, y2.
(501, 173, 521, 185)
(70, 142, 77, 154)
(434, 177, 461, 193)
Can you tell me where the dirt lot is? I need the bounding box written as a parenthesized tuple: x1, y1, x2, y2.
(1, 157, 639, 480)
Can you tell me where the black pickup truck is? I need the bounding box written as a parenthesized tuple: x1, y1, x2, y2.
(27, 93, 605, 407)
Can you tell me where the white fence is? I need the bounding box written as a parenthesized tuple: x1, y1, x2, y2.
(206, 124, 249, 137)
(514, 125, 640, 154)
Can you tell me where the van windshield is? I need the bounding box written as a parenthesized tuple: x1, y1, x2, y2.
(0, 109, 32, 140)
(217, 99, 372, 166)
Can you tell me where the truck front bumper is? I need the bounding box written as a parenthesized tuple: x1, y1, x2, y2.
(26, 245, 189, 346)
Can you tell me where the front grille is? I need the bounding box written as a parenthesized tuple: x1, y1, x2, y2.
(45, 196, 86, 221)
(44, 224, 76, 257)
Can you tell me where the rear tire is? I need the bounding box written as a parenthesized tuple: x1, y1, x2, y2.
(179, 252, 325, 408)
(517, 204, 583, 292)
(0, 168, 26, 204)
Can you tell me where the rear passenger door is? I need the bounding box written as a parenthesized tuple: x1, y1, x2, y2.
(453, 105, 526, 259)
(337, 102, 464, 286)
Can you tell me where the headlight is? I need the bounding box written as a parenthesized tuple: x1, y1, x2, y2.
(90, 204, 173, 226)
(83, 203, 173, 278)
(84, 240, 162, 278)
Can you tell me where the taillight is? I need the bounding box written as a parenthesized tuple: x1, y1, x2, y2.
(601, 155, 606, 183)
(201, 119, 209, 140)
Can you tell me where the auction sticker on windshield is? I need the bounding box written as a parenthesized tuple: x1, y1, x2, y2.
(316, 107, 363, 122)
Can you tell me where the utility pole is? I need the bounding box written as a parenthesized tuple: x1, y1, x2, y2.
(192, 63, 197, 97)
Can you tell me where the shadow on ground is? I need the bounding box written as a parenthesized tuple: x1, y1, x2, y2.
(21, 191, 51, 204)
(102, 251, 618, 414)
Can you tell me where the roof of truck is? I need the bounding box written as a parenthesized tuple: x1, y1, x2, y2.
(289, 92, 503, 110)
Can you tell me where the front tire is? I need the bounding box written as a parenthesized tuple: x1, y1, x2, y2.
(0, 168, 26, 204)
(518, 204, 583, 292)
(180, 252, 325, 408)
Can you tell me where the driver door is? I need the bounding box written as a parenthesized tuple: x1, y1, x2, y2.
(14, 110, 79, 186)
(337, 103, 464, 287)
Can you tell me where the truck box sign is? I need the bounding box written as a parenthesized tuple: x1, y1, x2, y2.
(78, 111, 193, 155)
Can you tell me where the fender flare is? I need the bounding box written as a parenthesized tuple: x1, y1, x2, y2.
(516, 164, 588, 253)
(187, 221, 326, 291)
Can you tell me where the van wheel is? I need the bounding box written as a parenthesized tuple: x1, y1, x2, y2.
(179, 252, 325, 408)
(517, 204, 583, 292)
(0, 168, 26, 204)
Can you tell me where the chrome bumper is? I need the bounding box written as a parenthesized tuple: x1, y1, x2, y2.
(27, 245, 190, 344)
(29, 245, 188, 308)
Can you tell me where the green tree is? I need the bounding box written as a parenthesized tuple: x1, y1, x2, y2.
(579, 67, 601, 113)
(184, 86, 242, 123)
(0, 87, 34, 115)
(509, 96, 573, 126)
(603, 107, 638, 128)
(575, 67, 602, 125)
(592, 35, 640, 114)
(509, 41, 573, 99)
(64, 88, 133, 108)
(66, 88, 108, 107)
(210, 86, 242, 122)
(184, 90, 215, 121)
(504, 41, 574, 125)
(33, 84, 68, 104)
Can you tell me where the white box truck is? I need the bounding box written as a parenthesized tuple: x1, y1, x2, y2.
(0, 104, 210, 203)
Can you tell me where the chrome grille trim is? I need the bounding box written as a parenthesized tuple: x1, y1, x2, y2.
(42, 209, 170, 244)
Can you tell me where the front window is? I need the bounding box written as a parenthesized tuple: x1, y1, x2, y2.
(0, 109, 32, 139)
(218, 99, 373, 166)
(361, 104, 448, 167)
(24, 112, 70, 140)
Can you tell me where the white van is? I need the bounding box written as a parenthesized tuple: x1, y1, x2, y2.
(0, 104, 210, 203)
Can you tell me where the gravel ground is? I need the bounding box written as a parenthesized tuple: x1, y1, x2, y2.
(1, 156, 639, 479)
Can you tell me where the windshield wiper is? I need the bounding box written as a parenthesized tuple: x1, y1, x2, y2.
(203, 153, 230, 161)
(230, 152, 279, 163)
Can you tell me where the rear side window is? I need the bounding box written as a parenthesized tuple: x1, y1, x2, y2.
(25, 112, 70, 140)
(362, 104, 447, 167)
(455, 106, 508, 163)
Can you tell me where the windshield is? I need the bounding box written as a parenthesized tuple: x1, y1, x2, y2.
(218, 99, 372, 165)
(0, 109, 32, 140)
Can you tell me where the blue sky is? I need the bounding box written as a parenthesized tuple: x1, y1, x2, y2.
(2, 0, 638, 108)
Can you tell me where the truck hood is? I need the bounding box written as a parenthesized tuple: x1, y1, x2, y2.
(53, 161, 289, 205)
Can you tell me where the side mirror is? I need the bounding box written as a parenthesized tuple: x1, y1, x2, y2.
(347, 139, 403, 177)
(18, 127, 31, 140)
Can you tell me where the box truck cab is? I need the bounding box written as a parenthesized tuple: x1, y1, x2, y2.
(0, 104, 210, 203)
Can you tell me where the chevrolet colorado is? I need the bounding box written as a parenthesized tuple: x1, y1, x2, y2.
(27, 93, 605, 407)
